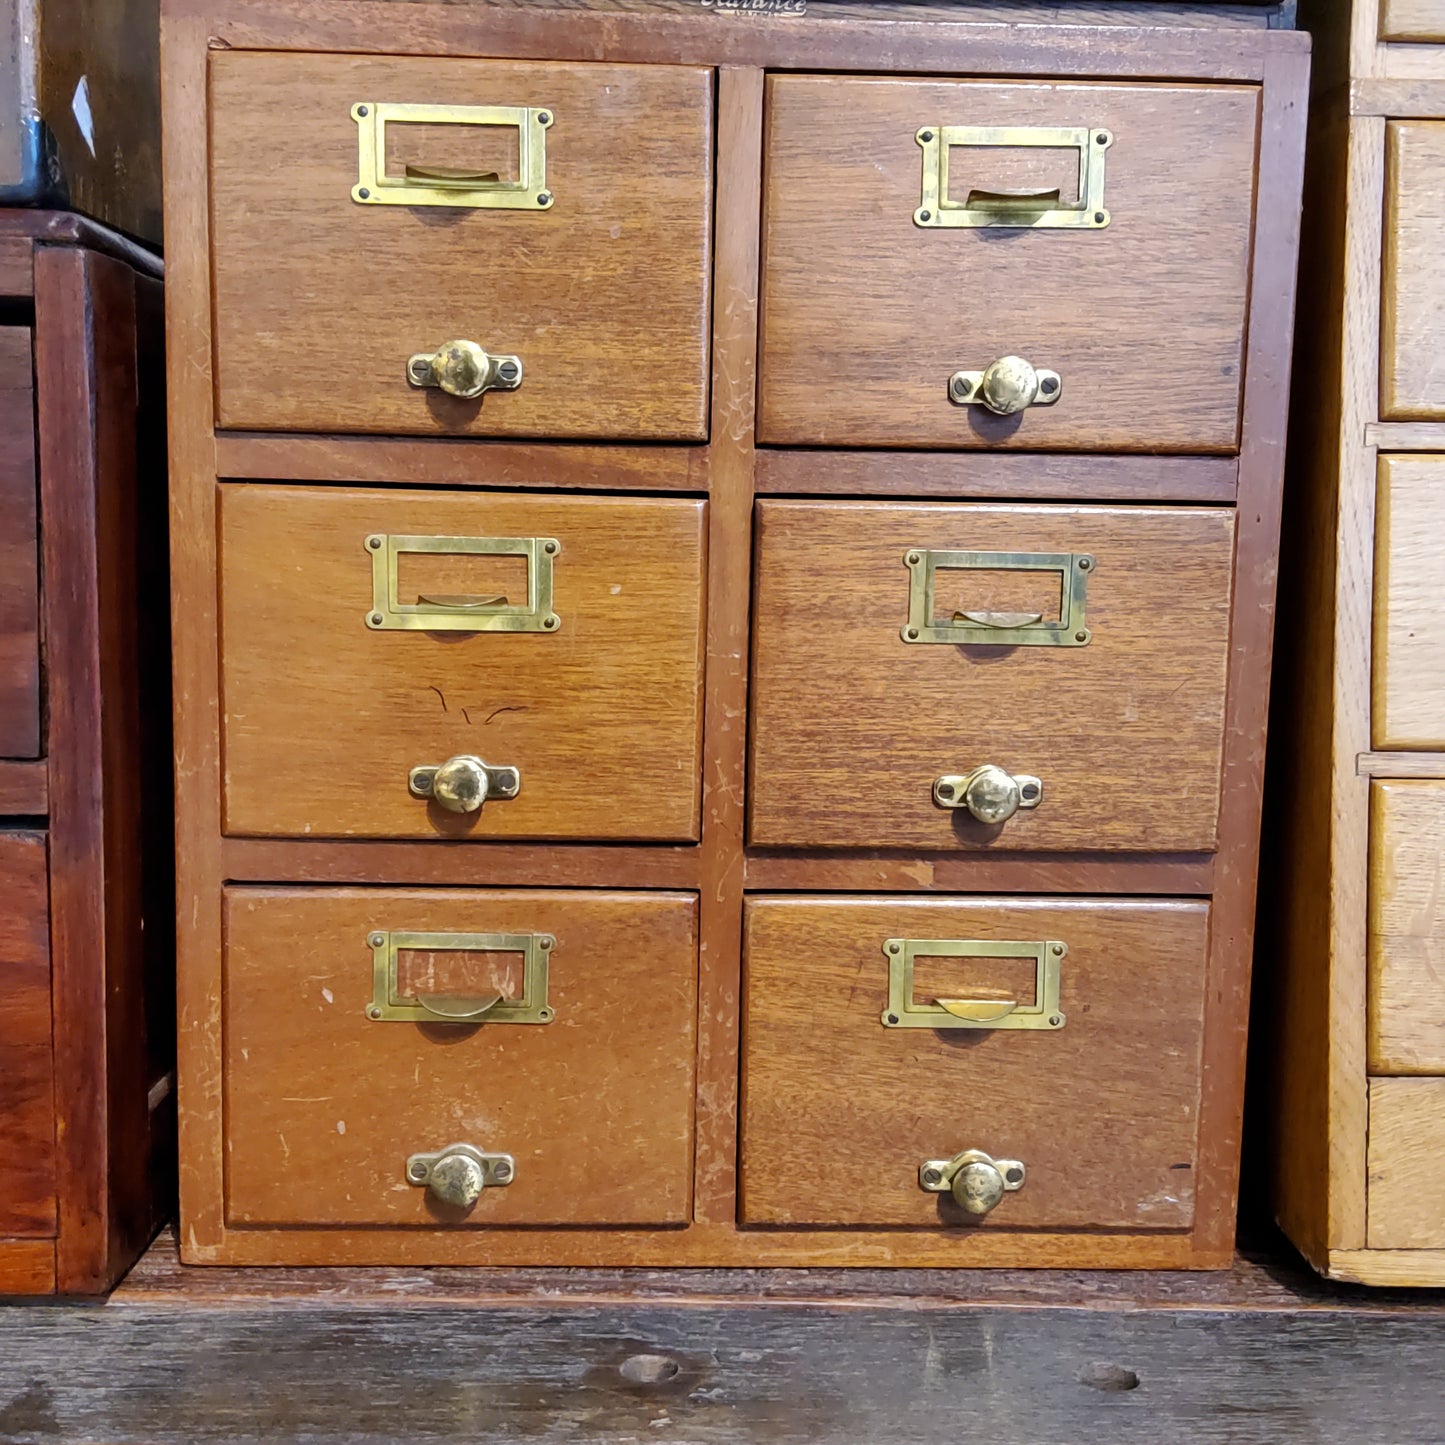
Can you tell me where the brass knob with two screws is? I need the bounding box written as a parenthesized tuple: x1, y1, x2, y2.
(934, 764, 1042, 824)
(409, 755, 521, 815)
(406, 1144, 515, 1209)
(407, 340, 523, 400)
(949, 355, 1062, 416)
(919, 1149, 1026, 1218)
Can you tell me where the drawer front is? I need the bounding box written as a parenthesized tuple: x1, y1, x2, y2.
(1383, 125, 1445, 420)
(0, 329, 39, 759)
(1380, 0, 1445, 39)
(209, 52, 713, 440)
(224, 887, 698, 1227)
(1368, 1078, 1445, 1249)
(749, 500, 1235, 852)
(220, 485, 706, 842)
(0, 833, 56, 1237)
(741, 895, 1207, 1229)
(1374, 455, 1445, 748)
(758, 76, 1258, 452)
(1369, 781, 1445, 1073)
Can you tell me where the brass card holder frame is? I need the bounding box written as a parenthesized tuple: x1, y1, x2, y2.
(351, 102, 555, 210)
(914, 125, 1112, 230)
(901, 548, 1093, 647)
(881, 938, 1066, 1031)
(364, 533, 560, 633)
(366, 929, 554, 1024)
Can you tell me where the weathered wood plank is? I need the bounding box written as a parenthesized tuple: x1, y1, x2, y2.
(0, 1279, 1442, 1444)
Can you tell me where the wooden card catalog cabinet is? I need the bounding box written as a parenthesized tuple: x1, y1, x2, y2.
(162, 0, 1307, 1268)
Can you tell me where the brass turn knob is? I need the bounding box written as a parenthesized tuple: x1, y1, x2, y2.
(934, 764, 1042, 824)
(407, 340, 523, 400)
(949, 356, 1062, 415)
(409, 755, 521, 815)
(919, 1149, 1026, 1218)
(406, 1144, 515, 1209)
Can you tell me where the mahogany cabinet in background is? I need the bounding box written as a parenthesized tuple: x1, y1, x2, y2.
(0, 212, 172, 1295)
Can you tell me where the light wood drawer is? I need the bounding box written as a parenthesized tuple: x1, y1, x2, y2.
(0, 328, 39, 760)
(209, 52, 713, 440)
(1380, 0, 1445, 47)
(758, 75, 1258, 452)
(1382, 124, 1445, 420)
(1368, 1078, 1445, 1249)
(223, 886, 698, 1228)
(219, 484, 706, 843)
(1372, 455, 1445, 749)
(741, 895, 1207, 1229)
(1369, 781, 1445, 1073)
(0, 832, 56, 1237)
(748, 499, 1234, 852)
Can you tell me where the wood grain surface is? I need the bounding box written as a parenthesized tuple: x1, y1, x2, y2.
(755, 450, 1238, 503)
(741, 895, 1208, 1230)
(8, 1263, 1445, 1442)
(34, 248, 174, 1293)
(758, 76, 1258, 452)
(1368, 780, 1445, 1072)
(219, 485, 706, 842)
(1379, 0, 1445, 40)
(749, 500, 1235, 852)
(0, 833, 55, 1238)
(1372, 454, 1445, 747)
(0, 328, 39, 760)
(1366, 1077, 1445, 1248)
(209, 52, 713, 440)
(1381, 122, 1445, 420)
(221, 887, 697, 1230)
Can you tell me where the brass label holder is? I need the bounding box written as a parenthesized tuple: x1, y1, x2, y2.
(915, 125, 1112, 230)
(901, 548, 1093, 647)
(881, 937, 1066, 1031)
(351, 102, 555, 210)
(367, 929, 555, 1025)
(365, 533, 560, 633)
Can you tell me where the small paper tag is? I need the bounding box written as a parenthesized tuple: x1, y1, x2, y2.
(698, 0, 807, 13)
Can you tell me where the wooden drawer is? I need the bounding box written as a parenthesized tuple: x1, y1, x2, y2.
(1372, 455, 1445, 748)
(741, 895, 1207, 1229)
(1382, 125, 1445, 420)
(1380, 0, 1445, 39)
(0, 328, 39, 759)
(758, 76, 1258, 452)
(0, 832, 56, 1237)
(223, 887, 698, 1228)
(220, 485, 706, 842)
(749, 500, 1234, 852)
(209, 52, 713, 440)
(1369, 781, 1445, 1073)
(1368, 1078, 1445, 1249)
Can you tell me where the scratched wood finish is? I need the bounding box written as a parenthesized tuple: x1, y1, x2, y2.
(1381, 123, 1445, 421)
(1366, 1078, 1445, 1248)
(221, 887, 697, 1231)
(1371, 454, 1445, 747)
(749, 500, 1235, 852)
(758, 76, 1259, 452)
(0, 328, 39, 760)
(219, 485, 707, 842)
(741, 895, 1207, 1230)
(1367, 781, 1445, 1072)
(208, 52, 713, 440)
(0, 833, 56, 1237)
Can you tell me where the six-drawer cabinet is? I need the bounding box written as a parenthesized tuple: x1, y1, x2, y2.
(162, 0, 1308, 1268)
